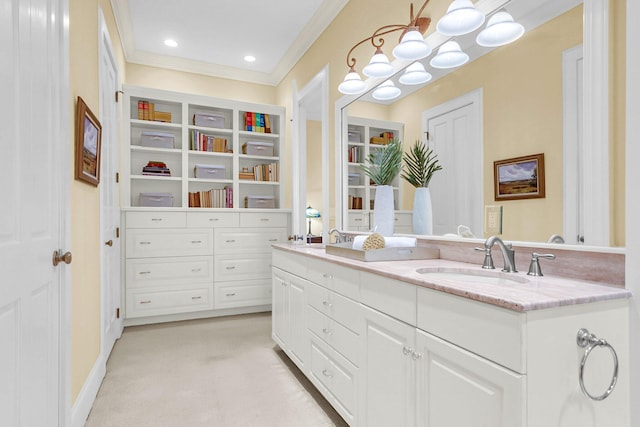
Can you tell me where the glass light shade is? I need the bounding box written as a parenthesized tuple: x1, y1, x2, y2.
(363, 50, 395, 78)
(436, 0, 485, 36)
(429, 41, 469, 69)
(338, 70, 366, 95)
(476, 11, 525, 47)
(398, 62, 432, 85)
(372, 80, 401, 101)
(392, 29, 432, 60)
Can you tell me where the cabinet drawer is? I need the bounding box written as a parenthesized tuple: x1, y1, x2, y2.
(307, 281, 359, 333)
(214, 280, 271, 309)
(417, 287, 525, 373)
(126, 256, 213, 288)
(393, 212, 412, 227)
(306, 257, 359, 300)
(309, 336, 357, 424)
(360, 271, 417, 326)
(214, 228, 286, 254)
(187, 211, 239, 228)
(348, 212, 369, 228)
(214, 254, 272, 281)
(272, 250, 307, 278)
(240, 212, 288, 228)
(126, 286, 212, 318)
(307, 305, 359, 366)
(126, 229, 213, 258)
(126, 211, 186, 228)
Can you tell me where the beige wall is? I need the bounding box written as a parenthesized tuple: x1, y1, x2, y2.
(69, 0, 126, 404)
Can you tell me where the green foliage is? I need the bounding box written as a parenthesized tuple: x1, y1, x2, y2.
(401, 139, 443, 188)
(359, 139, 403, 186)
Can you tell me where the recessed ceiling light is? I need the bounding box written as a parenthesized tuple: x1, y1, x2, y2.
(164, 39, 178, 47)
(244, 55, 256, 63)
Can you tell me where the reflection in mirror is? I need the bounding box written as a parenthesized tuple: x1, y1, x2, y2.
(338, 0, 625, 247)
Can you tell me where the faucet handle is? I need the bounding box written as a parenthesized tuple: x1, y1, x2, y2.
(474, 247, 495, 269)
(527, 252, 556, 276)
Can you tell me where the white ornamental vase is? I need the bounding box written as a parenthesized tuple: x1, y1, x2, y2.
(413, 187, 433, 235)
(373, 185, 395, 236)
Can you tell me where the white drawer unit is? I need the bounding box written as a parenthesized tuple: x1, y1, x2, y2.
(126, 256, 213, 288)
(126, 211, 186, 228)
(347, 211, 370, 230)
(126, 286, 213, 318)
(306, 257, 359, 300)
(214, 253, 272, 282)
(240, 211, 288, 228)
(126, 228, 213, 258)
(214, 228, 286, 254)
(214, 280, 272, 309)
(306, 280, 359, 334)
(187, 211, 240, 228)
(307, 304, 359, 365)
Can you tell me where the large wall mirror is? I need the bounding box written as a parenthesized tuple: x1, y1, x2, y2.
(336, 0, 625, 247)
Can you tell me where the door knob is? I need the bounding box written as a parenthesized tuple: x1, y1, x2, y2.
(52, 250, 72, 266)
(105, 240, 113, 247)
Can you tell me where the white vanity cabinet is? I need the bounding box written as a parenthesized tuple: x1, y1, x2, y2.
(272, 266, 308, 370)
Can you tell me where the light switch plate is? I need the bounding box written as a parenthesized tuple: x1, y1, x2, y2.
(485, 205, 503, 235)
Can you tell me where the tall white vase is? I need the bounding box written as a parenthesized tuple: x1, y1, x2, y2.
(413, 187, 433, 235)
(373, 185, 395, 236)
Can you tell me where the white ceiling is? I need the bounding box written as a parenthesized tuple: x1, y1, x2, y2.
(110, 0, 349, 86)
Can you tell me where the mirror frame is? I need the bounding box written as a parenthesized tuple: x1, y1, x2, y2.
(334, 0, 611, 247)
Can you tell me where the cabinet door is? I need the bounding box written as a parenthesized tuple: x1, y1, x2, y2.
(287, 276, 307, 370)
(415, 329, 525, 427)
(271, 268, 289, 349)
(360, 305, 416, 427)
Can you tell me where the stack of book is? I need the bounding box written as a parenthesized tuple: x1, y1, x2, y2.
(253, 163, 279, 182)
(370, 132, 395, 145)
(348, 146, 362, 163)
(142, 161, 171, 176)
(137, 100, 171, 122)
(348, 196, 363, 210)
(244, 112, 271, 133)
(190, 130, 229, 153)
(188, 187, 233, 208)
(239, 167, 254, 180)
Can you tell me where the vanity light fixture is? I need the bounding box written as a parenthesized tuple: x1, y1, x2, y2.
(476, 11, 525, 47)
(429, 40, 469, 69)
(372, 80, 402, 101)
(338, 0, 433, 94)
(436, 0, 485, 36)
(398, 62, 432, 85)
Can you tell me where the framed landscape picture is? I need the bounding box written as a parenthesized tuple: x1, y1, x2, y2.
(75, 96, 102, 186)
(494, 153, 545, 201)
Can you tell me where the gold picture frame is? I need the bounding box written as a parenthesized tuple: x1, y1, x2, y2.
(494, 153, 545, 201)
(75, 96, 102, 186)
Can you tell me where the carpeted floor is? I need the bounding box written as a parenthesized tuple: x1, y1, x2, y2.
(85, 312, 348, 427)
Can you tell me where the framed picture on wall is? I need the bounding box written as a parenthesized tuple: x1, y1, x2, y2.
(74, 96, 102, 186)
(494, 153, 545, 201)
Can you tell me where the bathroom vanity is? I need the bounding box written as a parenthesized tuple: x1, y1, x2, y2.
(271, 243, 630, 427)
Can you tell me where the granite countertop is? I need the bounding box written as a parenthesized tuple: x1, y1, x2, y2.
(273, 243, 631, 312)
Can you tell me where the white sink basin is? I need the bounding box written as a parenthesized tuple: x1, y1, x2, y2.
(416, 267, 529, 285)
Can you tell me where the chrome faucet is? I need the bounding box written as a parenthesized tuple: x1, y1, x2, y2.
(547, 234, 565, 244)
(328, 228, 346, 243)
(481, 236, 517, 272)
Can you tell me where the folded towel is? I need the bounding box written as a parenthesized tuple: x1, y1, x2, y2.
(352, 235, 417, 250)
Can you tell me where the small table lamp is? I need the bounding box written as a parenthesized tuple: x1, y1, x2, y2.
(305, 206, 321, 235)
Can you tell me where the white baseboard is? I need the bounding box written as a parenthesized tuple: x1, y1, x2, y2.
(71, 354, 106, 427)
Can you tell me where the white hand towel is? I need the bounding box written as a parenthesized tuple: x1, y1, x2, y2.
(352, 235, 368, 250)
(352, 235, 417, 250)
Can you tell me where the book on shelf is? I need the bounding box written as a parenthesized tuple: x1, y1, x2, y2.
(348, 146, 362, 163)
(348, 196, 363, 210)
(252, 163, 279, 182)
(244, 112, 272, 133)
(142, 160, 171, 176)
(190, 130, 229, 153)
(188, 186, 233, 208)
(136, 100, 171, 123)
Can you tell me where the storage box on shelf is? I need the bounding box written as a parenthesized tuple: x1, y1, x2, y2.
(123, 85, 284, 209)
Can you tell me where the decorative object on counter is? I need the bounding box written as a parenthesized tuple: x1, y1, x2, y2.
(305, 206, 321, 235)
(494, 153, 545, 201)
(402, 139, 442, 235)
(362, 233, 385, 250)
(360, 139, 403, 236)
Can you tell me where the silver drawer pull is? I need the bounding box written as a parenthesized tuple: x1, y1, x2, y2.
(268, 238, 278, 242)
(322, 328, 333, 335)
(191, 268, 201, 272)
(226, 239, 236, 243)
(322, 369, 333, 378)
(209, 218, 219, 221)
(402, 346, 413, 356)
(140, 300, 152, 304)
(226, 266, 236, 270)
(192, 296, 202, 300)
(151, 218, 163, 222)
(139, 271, 151, 275)
(226, 293, 236, 297)
(322, 300, 332, 308)
(355, 218, 362, 222)
(139, 241, 151, 245)
(191, 240, 202, 244)
(411, 351, 422, 361)
(260, 218, 270, 222)
(322, 273, 333, 279)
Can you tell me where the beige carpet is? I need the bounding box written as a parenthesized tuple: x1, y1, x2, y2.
(85, 312, 348, 427)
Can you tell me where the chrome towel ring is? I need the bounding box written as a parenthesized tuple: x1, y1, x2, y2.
(576, 328, 619, 401)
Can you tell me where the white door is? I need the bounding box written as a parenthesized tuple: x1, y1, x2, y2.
(423, 90, 482, 237)
(271, 269, 289, 348)
(99, 9, 123, 360)
(415, 330, 525, 427)
(0, 0, 69, 425)
(360, 305, 416, 427)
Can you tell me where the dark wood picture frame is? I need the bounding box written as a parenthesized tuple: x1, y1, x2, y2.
(75, 96, 102, 186)
(494, 153, 545, 201)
